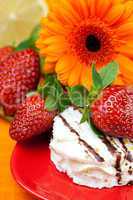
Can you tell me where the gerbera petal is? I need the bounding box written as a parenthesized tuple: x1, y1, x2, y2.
(43, 36, 66, 45)
(56, 54, 77, 85)
(42, 18, 67, 35)
(50, 2, 80, 25)
(117, 22, 133, 38)
(60, 0, 81, 22)
(113, 74, 125, 85)
(45, 56, 59, 63)
(69, 0, 89, 19)
(119, 1, 133, 22)
(40, 48, 64, 58)
(57, 71, 70, 85)
(116, 54, 133, 83)
(78, 0, 89, 18)
(88, 0, 96, 17)
(96, 0, 112, 18)
(44, 62, 55, 73)
(46, 0, 60, 11)
(68, 63, 82, 86)
(80, 66, 92, 89)
(55, 54, 76, 74)
(42, 42, 67, 55)
(117, 42, 133, 59)
(104, 4, 125, 25)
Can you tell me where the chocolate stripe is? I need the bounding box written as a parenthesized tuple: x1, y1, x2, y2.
(119, 138, 127, 152)
(59, 114, 104, 162)
(115, 154, 122, 184)
(128, 181, 133, 185)
(119, 138, 133, 162)
(100, 135, 117, 154)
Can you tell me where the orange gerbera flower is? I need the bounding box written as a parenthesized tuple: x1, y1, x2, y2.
(37, 0, 133, 89)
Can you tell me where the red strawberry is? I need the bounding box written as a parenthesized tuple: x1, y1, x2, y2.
(0, 46, 14, 63)
(91, 85, 133, 139)
(9, 95, 56, 142)
(0, 48, 40, 116)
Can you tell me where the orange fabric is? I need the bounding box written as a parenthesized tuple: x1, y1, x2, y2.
(0, 119, 34, 200)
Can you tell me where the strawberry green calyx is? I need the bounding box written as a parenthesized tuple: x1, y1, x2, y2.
(38, 74, 71, 112)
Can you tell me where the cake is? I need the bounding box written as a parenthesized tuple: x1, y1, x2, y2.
(50, 107, 133, 189)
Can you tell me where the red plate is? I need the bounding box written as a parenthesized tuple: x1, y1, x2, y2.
(11, 135, 133, 200)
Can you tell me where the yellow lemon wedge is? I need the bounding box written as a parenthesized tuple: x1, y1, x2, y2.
(0, 0, 48, 47)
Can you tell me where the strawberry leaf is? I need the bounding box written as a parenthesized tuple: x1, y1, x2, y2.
(80, 107, 90, 123)
(67, 85, 89, 107)
(16, 25, 40, 51)
(40, 74, 57, 97)
(15, 38, 32, 51)
(40, 74, 70, 112)
(30, 25, 40, 44)
(54, 79, 64, 98)
(99, 61, 119, 88)
(92, 64, 103, 91)
(45, 95, 58, 111)
(40, 57, 45, 74)
(58, 94, 71, 112)
(90, 120, 103, 137)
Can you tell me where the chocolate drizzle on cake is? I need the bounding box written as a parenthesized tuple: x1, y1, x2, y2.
(58, 111, 133, 186)
(119, 138, 133, 162)
(128, 181, 133, 185)
(100, 135, 117, 154)
(59, 114, 104, 162)
(115, 154, 122, 184)
(100, 136, 123, 184)
(128, 166, 132, 175)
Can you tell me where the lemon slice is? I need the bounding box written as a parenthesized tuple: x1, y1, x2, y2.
(0, 0, 48, 47)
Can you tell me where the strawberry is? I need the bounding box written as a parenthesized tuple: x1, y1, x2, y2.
(0, 48, 40, 116)
(0, 46, 14, 63)
(9, 95, 56, 142)
(91, 85, 133, 139)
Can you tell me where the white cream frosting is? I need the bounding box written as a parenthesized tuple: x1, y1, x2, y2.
(50, 107, 133, 188)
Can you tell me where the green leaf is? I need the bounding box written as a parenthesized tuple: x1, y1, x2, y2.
(54, 79, 64, 98)
(90, 120, 103, 137)
(30, 25, 40, 43)
(16, 25, 40, 51)
(99, 61, 119, 88)
(68, 85, 89, 107)
(40, 57, 45, 74)
(45, 74, 56, 85)
(41, 74, 57, 97)
(15, 38, 32, 51)
(45, 95, 58, 111)
(80, 107, 90, 123)
(39, 74, 69, 112)
(92, 64, 103, 90)
(58, 94, 71, 112)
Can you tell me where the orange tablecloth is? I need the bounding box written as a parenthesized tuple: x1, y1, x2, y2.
(0, 119, 35, 200)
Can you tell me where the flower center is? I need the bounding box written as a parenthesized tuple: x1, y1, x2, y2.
(68, 20, 120, 66)
(86, 35, 101, 52)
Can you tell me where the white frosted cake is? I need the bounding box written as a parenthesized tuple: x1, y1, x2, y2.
(50, 107, 133, 189)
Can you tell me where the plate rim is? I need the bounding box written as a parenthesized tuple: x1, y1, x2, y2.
(10, 142, 133, 200)
(10, 143, 49, 200)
